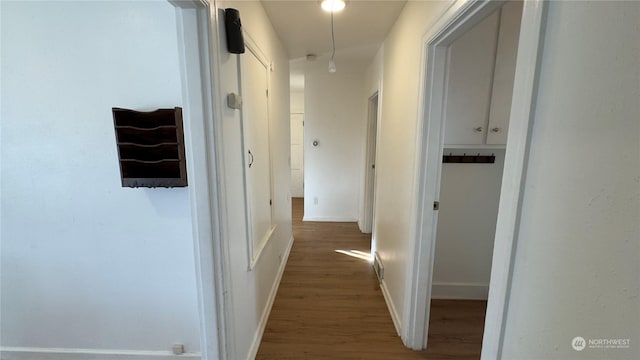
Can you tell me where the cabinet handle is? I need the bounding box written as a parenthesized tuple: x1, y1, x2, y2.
(491, 127, 500, 133)
(248, 150, 254, 168)
(473, 126, 483, 133)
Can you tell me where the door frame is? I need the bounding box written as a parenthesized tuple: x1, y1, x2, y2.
(170, 1, 232, 359)
(360, 91, 380, 234)
(405, 0, 548, 358)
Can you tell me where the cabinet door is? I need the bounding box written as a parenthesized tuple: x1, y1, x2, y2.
(444, 11, 500, 145)
(290, 113, 304, 198)
(242, 49, 273, 256)
(487, 1, 523, 145)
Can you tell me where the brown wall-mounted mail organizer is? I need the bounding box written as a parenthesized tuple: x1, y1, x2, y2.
(442, 153, 495, 164)
(112, 107, 187, 188)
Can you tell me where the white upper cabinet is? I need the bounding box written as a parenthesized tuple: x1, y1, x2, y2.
(444, 11, 499, 146)
(487, 1, 523, 145)
(444, 2, 522, 146)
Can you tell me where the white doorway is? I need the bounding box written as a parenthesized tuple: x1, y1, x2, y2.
(361, 92, 379, 234)
(431, 1, 521, 300)
(428, 0, 521, 344)
(404, 0, 548, 356)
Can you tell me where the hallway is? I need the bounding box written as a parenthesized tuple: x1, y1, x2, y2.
(256, 198, 486, 359)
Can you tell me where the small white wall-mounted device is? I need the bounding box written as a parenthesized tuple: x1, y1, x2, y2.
(227, 93, 242, 109)
(172, 344, 185, 355)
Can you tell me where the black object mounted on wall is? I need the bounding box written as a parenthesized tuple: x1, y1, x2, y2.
(442, 153, 496, 164)
(112, 107, 188, 188)
(224, 8, 245, 54)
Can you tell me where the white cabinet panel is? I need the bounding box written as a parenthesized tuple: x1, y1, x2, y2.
(291, 143, 303, 169)
(291, 169, 303, 198)
(290, 113, 304, 198)
(444, 4, 522, 147)
(242, 49, 273, 257)
(444, 11, 500, 145)
(487, 1, 523, 145)
(290, 113, 304, 145)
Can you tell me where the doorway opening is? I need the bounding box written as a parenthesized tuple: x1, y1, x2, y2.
(429, 0, 522, 348)
(402, 0, 547, 359)
(406, 0, 547, 356)
(432, 1, 522, 299)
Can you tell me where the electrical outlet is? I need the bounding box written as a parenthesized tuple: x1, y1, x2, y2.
(172, 344, 185, 355)
(314, 197, 318, 205)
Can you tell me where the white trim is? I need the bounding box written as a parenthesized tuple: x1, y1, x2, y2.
(431, 282, 489, 300)
(208, 3, 239, 359)
(302, 216, 358, 222)
(248, 224, 278, 270)
(407, 0, 547, 356)
(380, 279, 402, 336)
(171, 2, 228, 360)
(243, 31, 270, 71)
(481, 1, 548, 359)
(0, 348, 201, 360)
(245, 235, 295, 360)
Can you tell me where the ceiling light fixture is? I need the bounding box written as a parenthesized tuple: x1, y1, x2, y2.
(328, 10, 337, 73)
(321, 0, 345, 13)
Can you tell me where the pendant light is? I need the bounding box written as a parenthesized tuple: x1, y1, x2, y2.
(320, 0, 344, 73)
(321, 0, 345, 13)
(328, 9, 337, 73)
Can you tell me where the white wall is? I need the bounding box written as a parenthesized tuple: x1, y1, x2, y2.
(432, 149, 504, 299)
(502, 2, 639, 359)
(0, 1, 201, 357)
(213, 1, 293, 359)
(303, 58, 367, 221)
(371, 0, 448, 331)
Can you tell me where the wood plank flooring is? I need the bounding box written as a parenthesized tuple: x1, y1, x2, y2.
(256, 198, 486, 359)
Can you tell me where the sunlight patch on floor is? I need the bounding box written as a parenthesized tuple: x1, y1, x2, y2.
(335, 249, 373, 262)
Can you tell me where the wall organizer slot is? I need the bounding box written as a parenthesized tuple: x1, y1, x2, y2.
(443, 153, 495, 164)
(112, 107, 187, 188)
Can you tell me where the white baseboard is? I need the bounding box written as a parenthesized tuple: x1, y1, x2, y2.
(431, 282, 489, 300)
(245, 235, 294, 360)
(0, 348, 201, 360)
(302, 216, 357, 222)
(379, 279, 402, 336)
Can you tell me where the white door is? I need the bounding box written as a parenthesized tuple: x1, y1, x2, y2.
(362, 94, 378, 233)
(241, 49, 273, 256)
(290, 113, 304, 198)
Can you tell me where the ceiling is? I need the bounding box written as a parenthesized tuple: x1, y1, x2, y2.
(261, 0, 407, 61)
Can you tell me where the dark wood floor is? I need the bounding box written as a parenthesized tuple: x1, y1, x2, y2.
(256, 198, 486, 359)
